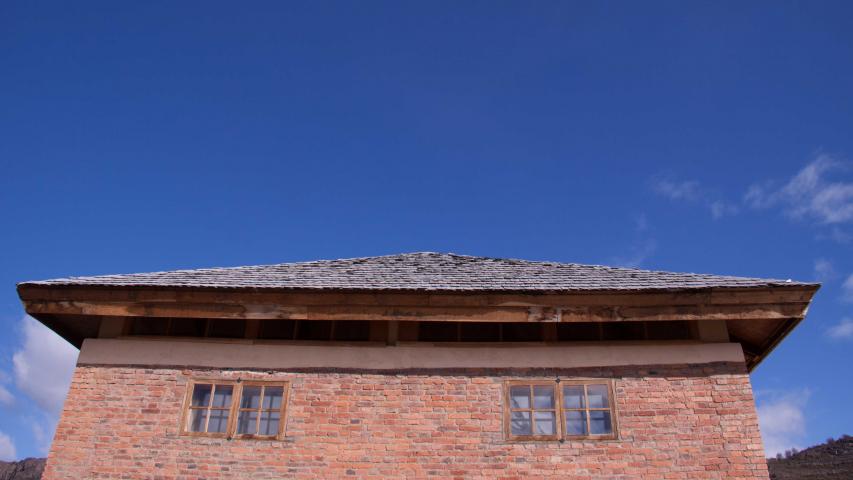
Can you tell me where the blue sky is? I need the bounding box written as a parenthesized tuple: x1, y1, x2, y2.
(1, 0, 852, 460)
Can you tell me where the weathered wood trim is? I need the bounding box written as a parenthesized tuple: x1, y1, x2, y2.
(17, 284, 819, 308)
(23, 299, 811, 324)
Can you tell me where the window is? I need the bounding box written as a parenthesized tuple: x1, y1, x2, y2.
(235, 384, 285, 437)
(507, 382, 559, 440)
(505, 380, 617, 441)
(181, 380, 288, 439)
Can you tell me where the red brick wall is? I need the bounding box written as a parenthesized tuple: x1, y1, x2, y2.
(45, 362, 768, 479)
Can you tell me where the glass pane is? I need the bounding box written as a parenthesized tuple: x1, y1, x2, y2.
(211, 385, 233, 408)
(188, 409, 207, 432)
(237, 410, 259, 435)
(191, 384, 212, 407)
(533, 411, 556, 435)
(259, 411, 280, 436)
(565, 410, 587, 436)
(509, 386, 530, 409)
(587, 384, 609, 408)
(533, 386, 554, 409)
(589, 411, 612, 435)
(263, 387, 284, 409)
(563, 385, 585, 409)
(241, 386, 262, 409)
(510, 411, 531, 436)
(207, 409, 229, 433)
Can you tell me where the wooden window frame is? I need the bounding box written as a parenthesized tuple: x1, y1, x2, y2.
(504, 379, 618, 442)
(232, 381, 289, 440)
(560, 379, 618, 441)
(179, 378, 290, 441)
(504, 380, 561, 441)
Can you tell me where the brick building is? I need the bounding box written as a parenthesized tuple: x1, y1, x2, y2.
(17, 252, 818, 479)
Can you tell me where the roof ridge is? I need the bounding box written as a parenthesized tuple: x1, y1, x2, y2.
(18, 252, 449, 284)
(18, 251, 818, 290)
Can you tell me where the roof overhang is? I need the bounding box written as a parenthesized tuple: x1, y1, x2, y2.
(17, 283, 819, 372)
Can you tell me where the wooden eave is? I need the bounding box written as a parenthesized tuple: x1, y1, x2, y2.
(17, 283, 819, 372)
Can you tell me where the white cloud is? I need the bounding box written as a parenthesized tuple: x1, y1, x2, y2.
(0, 431, 16, 462)
(746, 155, 853, 224)
(613, 238, 657, 268)
(827, 318, 853, 340)
(651, 175, 737, 219)
(826, 227, 853, 244)
(651, 176, 701, 201)
(709, 200, 739, 219)
(757, 389, 809, 457)
(813, 258, 835, 282)
(0, 385, 13, 408)
(12, 316, 78, 415)
(611, 213, 656, 268)
(842, 274, 853, 303)
(30, 416, 57, 456)
(634, 213, 649, 233)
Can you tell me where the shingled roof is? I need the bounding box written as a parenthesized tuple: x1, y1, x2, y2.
(18, 252, 814, 292)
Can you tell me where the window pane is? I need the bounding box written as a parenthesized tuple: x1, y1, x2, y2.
(263, 387, 284, 409)
(207, 409, 229, 433)
(241, 386, 262, 409)
(509, 386, 530, 409)
(562, 385, 585, 409)
(191, 384, 212, 407)
(565, 410, 588, 436)
(188, 409, 207, 432)
(587, 384, 609, 408)
(510, 411, 532, 435)
(259, 411, 280, 436)
(533, 411, 556, 435)
(211, 385, 233, 408)
(589, 410, 612, 435)
(237, 410, 258, 435)
(533, 386, 554, 409)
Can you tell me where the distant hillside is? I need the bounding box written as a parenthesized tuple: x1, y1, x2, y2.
(768, 435, 853, 480)
(0, 458, 44, 480)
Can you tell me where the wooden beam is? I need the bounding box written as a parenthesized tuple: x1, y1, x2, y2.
(17, 284, 819, 309)
(386, 321, 399, 346)
(23, 299, 812, 324)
